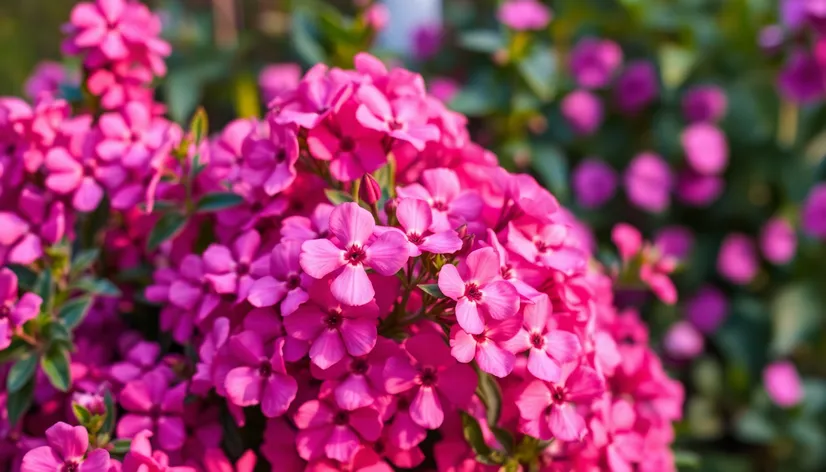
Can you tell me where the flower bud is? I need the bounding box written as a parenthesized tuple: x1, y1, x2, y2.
(360, 173, 382, 205)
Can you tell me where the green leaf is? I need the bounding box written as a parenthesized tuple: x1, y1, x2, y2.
(324, 188, 355, 205)
(476, 370, 503, 427)
(34, 269, 53, 311)
(418, 284, 445, 299)
(658, 44, 696, 90)
(0, 339, 28, 364)
(460, 411, 493, 458)
(70, 248, 100, 278)
(41, 346, 72, 392)
(674, 449, 701, 469)
(102, 389, 115, 435)
(7, 264, 37, 290)
(59, 296, 93, 329)
(517, 46, 557, 101)
(490, 427, 514, 454)
(7, 354, 38, 393)
(770, 284, 822, 356)
(45, 321, 72, 342)
(146, 212, 188, 252)
(164, 73, 202, 125)
(71, 277, 122, 298)
(72, 403, 92, 425)
(292, 11, 327, 65)
(195, 192, 245, 213)
(531, 144, 568, 202)
(734, 409, 776, 444)
(7, 378, 34, 426)
(110, 439, 132, 455)
(458, 30, 504, 53)
(190, 107, 209, 145)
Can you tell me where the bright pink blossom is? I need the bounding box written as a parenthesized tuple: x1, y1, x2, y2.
(21, 422, 110, 472)
(356, 84, 440, 151)
(388, 198, 463, 257)
(293, 398, 382, 463)
(397, 168, 483, 232)
(449, 319, 521, 378)
(117, 372, 188, 451)
(0, 268, 42, 350)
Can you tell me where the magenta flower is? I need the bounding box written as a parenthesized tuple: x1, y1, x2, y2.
(0, 268, 42, 350)
(312, 338, 396, 411)
(682, 85, 727, 123)
(675, 170, 724, 207)
(389, 198, 463, 257)
(561, 90, 604, 136)
(516, 365, 604, 441)
(247, 241, 311, 315)
(717, 233, 758, 285)
(653, 225, 694, 261)
(356, 85, 440, 151)
(569, 38, 623, 89)
(96, 102, 167, 168)
(283, 279, 380, 369)
(760, 217, 797, 264)
(497, 0, 552, 31)
(117, 372, 187, 451)
(506, 222, 586, 274)
(0, 188, 66, 265)
(224, 332, 298, 418)
(21, 422, 110, 472)
(259, 63, 302, 104)
(66, 0, 137, 60)
(108, 340, 162, 385)
(802, 183, 826, 238)
(573, 158, 618, 208)
(663, 321, 704, 360)
(281, 203, 334, 242)
(44, 147, 109, 212)
(25, 61, 71, 100)
(293, 398, 382, 463)
(306, 102, 387, 182)
(589, 399, 645, 472)
(396, 168, 483, 232)
(449, 319, 521, 378)
(383, 333, 477, 429)
(485, 229, 542, 300)
(763, 361, 804, 408)
(623, 152, 672, 213)
(681, 123, 728, 175)
(240, 123, 299, 196)
(202, 230, 261, 302)
(686, 285, 728, 334)
(274, 64, 353, 129)
(438, 247, 520, 335)
(299, 202, 408, 307)
(779, 50, 824, 104)
(145, 254, 219, 325)
(614, 61, 659, 114)
(121, 430, 196, 472)
(412, 24, 443, 61)
(505, 294, 581, 382)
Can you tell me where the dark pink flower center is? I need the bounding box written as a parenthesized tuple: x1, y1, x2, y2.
(388, 120, 403, 131)
(236, 262, 249, 275)
(345, 245, 367, 265)
(276, 149, 287, 163)
(530, 332, 544, 349)
(551, 386, 566, 404)
(373, 439, 386, 454)
(333, 411, 349, 425)
(419, 366, 438, 386)
(464, 283, 482, 302)
(500, 264, 514, 280)
(62, 461, 80, 472)
(286, 274, 301, 290)
(0, 304, 10, 319)
(259, 360, 273, 377)
(325, 311, 343, 329)
(350, 358, 369, 375)
(534, 239, 549, 253)
(407, 232, 425, 245)
(339, 137, 355, 153)
(432, 200, 448, 211)
(472, 333, 487, 343)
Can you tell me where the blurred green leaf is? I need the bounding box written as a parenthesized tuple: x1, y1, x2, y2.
(459, 30, 505, 53)
(476, 370, 503, 426)
(418, 284, 445, 298)
(70, 248, 100, 278)
(460, 411, 493, 458)
(734, 409, 776, 444)
(770, 283, 822, 356)
(324, 189, 354, 205)
(7, 378, 34, 427)
(102, 389, 115, 435)
(532, 144, 569, 202)
(165, 73, 202, 125)
(658, 44, 696, 90)
(196, 192, 245, 213)
(7, 354, 37, 393)
(292, 10, 327, 65)
(59, 296, 93, 329)
(7, 264, 37, 290)
(41, 346, 71, 392)
(517, 46, 557, 101)
(147, 212, 187, 252)
(190, 106, 209, 145)
(71, 277, 122, 298)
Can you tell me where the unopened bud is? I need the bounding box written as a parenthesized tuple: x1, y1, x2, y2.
(360, 174, 382, 205)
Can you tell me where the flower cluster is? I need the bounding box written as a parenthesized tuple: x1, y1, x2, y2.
(1, 1, 682, 471)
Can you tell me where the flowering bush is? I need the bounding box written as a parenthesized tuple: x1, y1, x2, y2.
(0, 1, 687, 471)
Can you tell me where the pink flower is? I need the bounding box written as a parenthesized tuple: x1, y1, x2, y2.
(759, 217, 797, 264)
(569, 38, 623, 89)
(284, 280, 380, 369)
(312, 338, 396, 411)
(117, 372, 187, 451)
(21, 422, 110, 472)
(505, 294, 581, 382)
(247, 240, 311, 315)
(389, 198, 463, 257)
(717, 233, 758, 285)
(623, 152, 672, 213)
(763, 361, 804, 408)
(506, 221, 587, 274)
(274, 64, 352, 129)
(259, 63, 302, 104)
(281, 203, 334, 242)
(681, 123, 728, 175)
(96, 102, 167, 168)
(0, 187, 67, 265)
(802, 183, 826, 238)
(589, 399, 645, 472)
(438, 248, 520, 335)
(44, 146, 109, 212)
(449, 319, 521, 378)
(202, 230, 262, 301)
(682, 85, 727, 123)
(307, 102, 387, 182)
(561, 90, 604, 136)
(122, 430, 196, 472)
(663, 321, 704, 360)
(300, 202, 408, 306)
(356, 85, 440, 151)
(0, 268, 42, 350)
(293, 398, 382, 463)
(240, 122, 299, 196)
(383, 333, 477, 429)
(66, 0, 136, 60)
(224, 331, 298, 418)
(497, 0, 552, 31)
(397, 168, 483, 232)
(612, 223, 642, 262)
(144, 254, 219, 326)
(516, 364, 604, 441)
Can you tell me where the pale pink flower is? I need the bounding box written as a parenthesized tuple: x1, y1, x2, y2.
(516, 364, 604, 441)
(224, 332, 298, 418)
(589, 399, 645, 472)
(438, 247, 520, 335)
(300, 202, 408, 306)
(356, 85, 440, 151)
(387, 198, 463, 257)
(505, 294, 581, 382)
(506, 221, 587, 274)
(281, 203, 334, 242)
(21, 422, 110, 472)
(397, 168, 482, 231)
(293, 398, 382, 463)
(284, 279, 380, 369)
(763, 361, 804, 408)
(384, 333, 477, 429)
(449, 319, 521, 378)
(117, 372, 187, 451)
